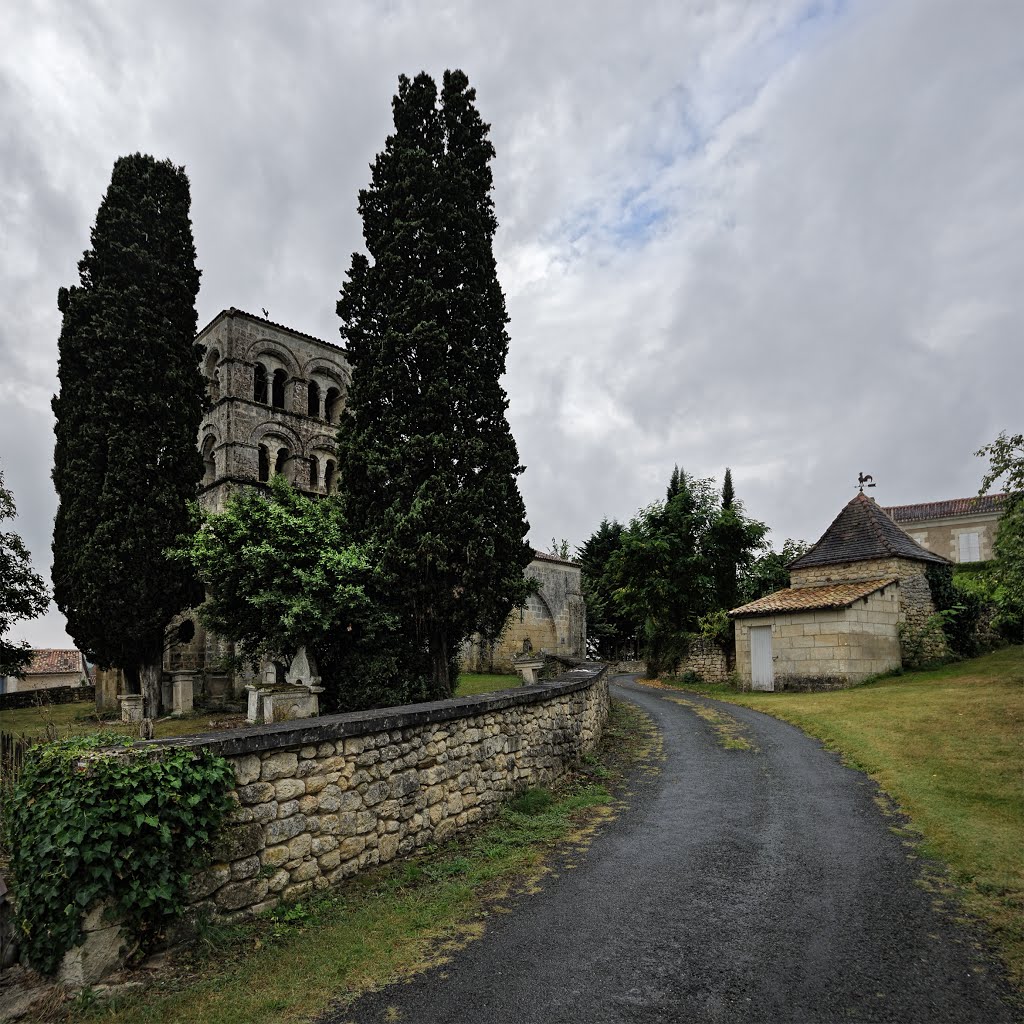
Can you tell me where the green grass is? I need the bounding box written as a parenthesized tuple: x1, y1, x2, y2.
(662, 646, 1024, 990)
(454, 672, 521, 696)
(0, 701, 246, 742)
(1, 676, 519, 743)
(60, 699, 653, 1024)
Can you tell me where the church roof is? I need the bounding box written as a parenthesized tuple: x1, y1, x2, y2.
(789, 493, 950, 570)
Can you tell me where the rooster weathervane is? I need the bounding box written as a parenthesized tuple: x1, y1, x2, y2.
(857, 472, 876, 494)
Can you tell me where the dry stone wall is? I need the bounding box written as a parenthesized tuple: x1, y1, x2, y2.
(154, 666, 609, 922)
(679, 639, 729, 683)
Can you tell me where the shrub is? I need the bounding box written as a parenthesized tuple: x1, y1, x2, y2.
(4, 734, 234, 974)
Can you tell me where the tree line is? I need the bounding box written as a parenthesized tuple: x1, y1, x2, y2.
(577, 466, 808, 676)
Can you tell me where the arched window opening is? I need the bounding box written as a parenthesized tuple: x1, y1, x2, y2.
(204, 348, 221, 402)
(309, 456, 319, 489)
(275, 447, 289, 477)
(272, 369, 287, 409)
(324, 387, 341, 423)
(307, 380, 321, 418)
(257, 444, 270, 483)
(254, 362, 268, 404)
(324, 459, 336, 494)
(201, 436, 216, 485)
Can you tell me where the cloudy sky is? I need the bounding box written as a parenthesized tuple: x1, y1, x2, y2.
(2, 0, 1022, 649)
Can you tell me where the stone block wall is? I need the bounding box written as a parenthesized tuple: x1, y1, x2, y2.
(679, 639, 729, 683)
(153, 665, 608, 922)
(734, 584, 902, 690)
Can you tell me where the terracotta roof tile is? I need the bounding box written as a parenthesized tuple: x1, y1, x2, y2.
(729, 578, 898, 618)
(883, 493, 1007, 523)
(789, 493, 949, 569)
(22, 649, 86, 675)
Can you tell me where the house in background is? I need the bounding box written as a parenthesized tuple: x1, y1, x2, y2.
(729, 493, 950, 691)
(882, 494, 1006, 563)
(2, 648, 89, 695)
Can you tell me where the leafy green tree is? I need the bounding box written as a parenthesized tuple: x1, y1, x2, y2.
(335, 70, 532, 700)
(977, 431, 1024, 638)
(173, 477, 403, 712)
(611, 470, 720, 675)
(708, 467, 767, 613)
(0, 465, 50, 677)
(737, 538, 810, 604)
(51, 154, 204, 715)
(577, 518, 633, 660)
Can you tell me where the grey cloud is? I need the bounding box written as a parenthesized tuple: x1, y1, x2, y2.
(2, 0, 1021, 647)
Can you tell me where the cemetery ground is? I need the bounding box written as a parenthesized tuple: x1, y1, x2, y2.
(653, 645, 1024, 996)
(0, 673, 521, 742)
(37, 700, 652, 1024)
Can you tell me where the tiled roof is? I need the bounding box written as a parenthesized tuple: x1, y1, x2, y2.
(729, 578, 897, 618)
(789, 493, 950, 570)
(883, 493, 1007, 523)
(22, 649, 86, 675)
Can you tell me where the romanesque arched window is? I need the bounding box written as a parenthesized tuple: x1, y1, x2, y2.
(201, 436, 216, 485)
(274, 446, 289, 477)
(309, 456, 319, 489)
(204, 348, 221, 402)
(272, 369, 287, 409)
(324, 459, 336, 494)
(307, 380, 321, 418)
(324, 387, 340, 423)
(258, 444, 270, 482)
(254, 363, 268, 404)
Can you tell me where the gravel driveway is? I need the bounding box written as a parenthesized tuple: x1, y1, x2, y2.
(322, 675, 1019, 1023)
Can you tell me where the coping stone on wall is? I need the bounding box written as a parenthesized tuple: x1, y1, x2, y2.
(144, 664, 608, 758)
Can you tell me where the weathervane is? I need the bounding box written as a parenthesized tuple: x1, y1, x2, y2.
(857, 472, 876, 494)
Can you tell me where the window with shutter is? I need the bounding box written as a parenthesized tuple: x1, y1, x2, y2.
(958, 532, 980, 562)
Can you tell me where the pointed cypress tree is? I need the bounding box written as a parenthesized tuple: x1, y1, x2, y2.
(52, 154, 204, 714)
(336, 70, 532, 700)
(721, 467, 735, 509)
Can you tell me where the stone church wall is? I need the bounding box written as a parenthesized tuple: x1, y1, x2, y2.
(462, 554, 586, 672)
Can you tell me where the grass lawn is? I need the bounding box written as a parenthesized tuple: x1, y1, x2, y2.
(61, 700, 653, 1024)
(454, 672, 521, 696)
(663, 646, 1024, 990)
(1, 676, 520, 743)
(0, 701, 247, 742)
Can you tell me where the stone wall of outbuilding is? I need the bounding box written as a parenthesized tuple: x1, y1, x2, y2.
(734, 584, 902, 690)
(154, 665, 608, 922)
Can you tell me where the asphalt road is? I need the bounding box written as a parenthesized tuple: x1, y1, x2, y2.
(322, 676, 1019, 1024)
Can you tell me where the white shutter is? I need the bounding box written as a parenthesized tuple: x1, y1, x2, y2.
(958, 532, 980, 562)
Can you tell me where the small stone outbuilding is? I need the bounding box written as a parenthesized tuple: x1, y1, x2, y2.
(729, 493, 951, 691)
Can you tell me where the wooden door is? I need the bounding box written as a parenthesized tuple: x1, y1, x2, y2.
(750, 626, 774, 691)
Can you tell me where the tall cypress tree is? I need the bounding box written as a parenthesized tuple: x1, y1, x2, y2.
(336, 70, 532, 699)
(52, 154, 204, 714)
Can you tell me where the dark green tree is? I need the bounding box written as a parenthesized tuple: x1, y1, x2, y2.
(52, 154, 204, 715)
(721, 467, 735, 509)
(611, 469, 720, 675)
(577, 518, 633, 660)
(708, 468, 767, 613)
(737, 538, 810, 604)
(336, 71, 532, 699)
(0, 465, 50, 677)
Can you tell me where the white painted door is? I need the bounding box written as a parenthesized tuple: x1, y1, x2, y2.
(750, 626, 774, 691)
